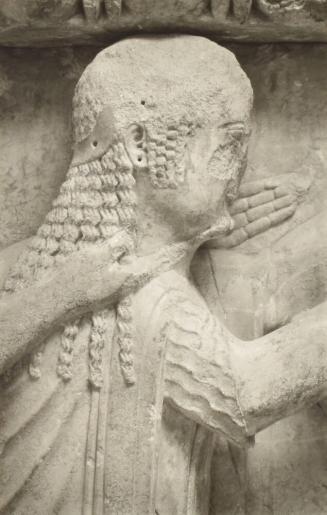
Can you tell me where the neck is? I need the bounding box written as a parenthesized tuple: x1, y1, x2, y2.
(135, 216, 229, 277)
(135, 219, 193, 277)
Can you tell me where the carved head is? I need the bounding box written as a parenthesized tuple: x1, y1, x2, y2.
(2, 36, 253, 387)
(72, 36, 253, 240)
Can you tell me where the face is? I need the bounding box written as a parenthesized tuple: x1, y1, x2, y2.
(135, 120, 250, 241)
(71, 109, 250, 243)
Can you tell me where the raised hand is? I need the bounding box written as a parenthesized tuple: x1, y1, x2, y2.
(207, 177, 298, 249)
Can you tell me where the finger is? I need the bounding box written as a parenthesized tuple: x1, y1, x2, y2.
(238, 180, 267, 198)
(229, 197, 249, 215)
(230, 185, 295, 215)
(274, 185, 293, 198)
(264, 177, 282, 189)
(247, 190, 276, 208)
(243, 216, 274, 238)
(273, 194, 296, 209)
(110, 244, 130, 262)
(82, 231, 134, 263)
(238, 178, 282, 198)
(207, 203, 295, 249)
(246, 202, 276, 223)
(266, 204, 297, 227)
(245, 195, 296, 223)
(245, 205, 296, 238)
(233, 195, 296, 227)
(233, 212, 248, 229)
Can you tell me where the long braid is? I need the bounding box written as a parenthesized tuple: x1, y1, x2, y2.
(1, 141, 137, 388)
(87, 143, 137, 388)
(1, 122, 194, 388)
(116, 295, 136, 385)
(56, 322, 80, 382)
(88, 310, 110, 389)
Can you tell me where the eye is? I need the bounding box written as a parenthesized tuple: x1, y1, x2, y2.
(222, 121, 247, 143)
(228, 129, 244, 142)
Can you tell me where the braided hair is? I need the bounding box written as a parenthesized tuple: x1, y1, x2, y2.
(1, 141, 137, 388)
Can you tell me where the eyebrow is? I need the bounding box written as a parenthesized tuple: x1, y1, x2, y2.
(218, 121, 245, 130)
(218, 121, 251, 138)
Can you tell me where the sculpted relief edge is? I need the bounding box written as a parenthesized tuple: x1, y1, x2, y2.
(0, 0, 327, 44)
(0, 36, 327, 515)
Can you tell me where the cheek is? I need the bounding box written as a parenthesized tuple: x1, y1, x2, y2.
(207, 147, 236, 182)
(207, 144, 248, 188)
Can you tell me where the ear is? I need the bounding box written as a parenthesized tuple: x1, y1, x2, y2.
(124, 123, 147, 169)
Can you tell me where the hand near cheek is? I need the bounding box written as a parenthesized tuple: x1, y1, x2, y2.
(206, 177, 298, 249)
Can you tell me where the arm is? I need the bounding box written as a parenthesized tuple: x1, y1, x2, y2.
(197, 175, 315, 334)
(233, 301, 327, 434)
(163, 296, 250, 446)
(0, 236, 189, 375)
(164, 292, 327, 445)
(263, 211, 327, 330)
(0, 248, 127, 376)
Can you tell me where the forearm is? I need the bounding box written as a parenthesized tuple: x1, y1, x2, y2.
(0, 258, 121, 375)
(264, 213, 327, 330)
(233, 302, 327, 435)
(0, 239, 190, 375)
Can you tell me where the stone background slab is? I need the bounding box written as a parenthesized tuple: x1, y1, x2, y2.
(1, 42, 327, 514)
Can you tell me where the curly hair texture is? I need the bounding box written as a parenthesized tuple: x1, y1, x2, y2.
(1, 37, 253, 389)
(72, 37, 252, 146)
(1, 142, 137, 388)
(146, 121, 195, 189)
(0, 119, 205, 389)
(1, 123, 248, 389)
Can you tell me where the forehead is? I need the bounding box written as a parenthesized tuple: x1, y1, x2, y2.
(73, 47, 252, 142)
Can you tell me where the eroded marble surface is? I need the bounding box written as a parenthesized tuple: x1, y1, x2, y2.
(1, 41, 327, 514)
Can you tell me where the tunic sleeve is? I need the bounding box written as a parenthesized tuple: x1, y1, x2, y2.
(163, 294, 251, 446)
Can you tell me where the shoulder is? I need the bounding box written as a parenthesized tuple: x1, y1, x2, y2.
(0, 238, 31, 288)
(132, 269, 212, 340)
(134, 269, 208, 313)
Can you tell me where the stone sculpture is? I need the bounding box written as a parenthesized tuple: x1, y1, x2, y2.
(1, 35, 327, 515)
(0, 0, 80, 24)
(255, 0, 327, 21)
(0, 0, 327, 45)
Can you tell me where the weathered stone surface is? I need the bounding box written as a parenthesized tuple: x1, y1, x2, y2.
(206, 43, 327, 515)
(0, 0, 80, 24)
(1, 37, 327, 515)
(124, 0, 210, 16)
(0, 47, 95, 251)
(0, 0, 326, 44)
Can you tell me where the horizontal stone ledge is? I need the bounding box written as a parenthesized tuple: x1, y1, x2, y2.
(0, 0, 326, 46)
